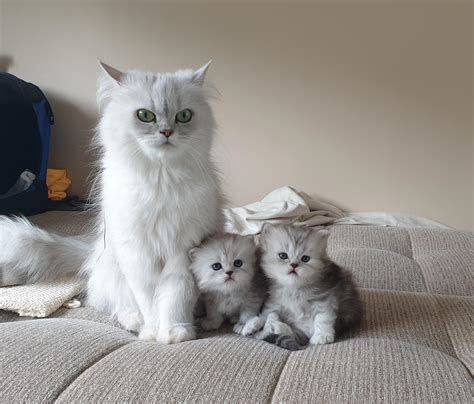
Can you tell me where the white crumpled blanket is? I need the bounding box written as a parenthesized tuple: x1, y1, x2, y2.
(224, 186, 449, 235)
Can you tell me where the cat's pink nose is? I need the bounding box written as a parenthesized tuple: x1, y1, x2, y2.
(160, 129, 174, 138)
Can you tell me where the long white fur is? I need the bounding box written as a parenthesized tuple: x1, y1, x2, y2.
(0, 215, 92, 285)
(257, 225, 337, 345)
(0, 62, 224, 344)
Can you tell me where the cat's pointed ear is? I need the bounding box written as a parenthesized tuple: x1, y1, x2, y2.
(260, 222, 274, 237)
(192, 60, 212, 85)
(316, 228, 330, 249)
(99, 61, 124, 84)
(188, 247, 199, 260)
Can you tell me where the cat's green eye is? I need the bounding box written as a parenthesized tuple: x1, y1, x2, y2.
(136, 109, 156, 123)
(175, 109, 193, 124)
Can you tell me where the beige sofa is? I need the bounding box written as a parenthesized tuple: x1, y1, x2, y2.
(1, 212, 472, 402)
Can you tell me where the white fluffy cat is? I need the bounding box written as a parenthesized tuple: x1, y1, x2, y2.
(189, 234, 265, 336)
(0, 61, 224, 344)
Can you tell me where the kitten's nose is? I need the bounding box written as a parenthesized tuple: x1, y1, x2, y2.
(226, 271, 234, 277)
(160, 129, 174, 138)
(290, 263, 298, 269)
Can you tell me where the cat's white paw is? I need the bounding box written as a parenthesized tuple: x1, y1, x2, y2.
(269, 321, 293, 336)
(138, 326, 159, 342)
(157, 325, 196, 344)
(199, 317, 222, 331)
(241, 316, 264, 336)
(233, 322, 244, 334)
(310, 331, 335, 345)
(117, 310, 143, 332)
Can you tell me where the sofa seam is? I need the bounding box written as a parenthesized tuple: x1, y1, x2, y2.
(268, 351, 291, 403)
(329, 247, 412, 258)
(53, 339, 137, 402)
(357, 286, 473, 299)
(405, 229, 430, 293)
(431, 296, 473, 377)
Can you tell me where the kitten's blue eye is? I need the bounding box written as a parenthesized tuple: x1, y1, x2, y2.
(301, 255, 311, 263)
(279, 253, 288, 260)
(175, 108, 193, 123)
(233, 259, 243, 268)
(136, 109, 156, 123)
(211, 263, 222, 271)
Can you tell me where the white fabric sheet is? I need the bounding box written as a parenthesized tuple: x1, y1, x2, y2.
(224, 186, 449, 235)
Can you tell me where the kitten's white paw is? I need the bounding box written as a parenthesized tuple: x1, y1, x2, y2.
(310, 331, 335, 345)
(199, 317, 222, 331)
(157, 325, 196, 344)
(233, 323, 244, 334)
(241, 316, 264, 336)
(269, 321, 293, 336)
(117, 310, 143, 332)
(138, 326, 159, 342)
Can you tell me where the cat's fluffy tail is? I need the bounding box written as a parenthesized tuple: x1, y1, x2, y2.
(0, 216, 92, 286)
(263, 333, 304, 351)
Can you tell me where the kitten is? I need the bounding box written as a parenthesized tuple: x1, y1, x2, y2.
(0, 61, 224, 344)
(189, 234, 265, 336)
(257, 224, 362, 350)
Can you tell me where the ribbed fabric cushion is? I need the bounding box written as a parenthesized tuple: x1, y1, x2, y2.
(0, 278, 86, 317)
(271, 339, 472, 402)
(0, 319, 135, 402)
(0, 211, 472, 402)
(329, 249, 426, 292)
(434, 295, 474, 374)
(29, 210, 96, 236)
(329, 225, 473, 296)
(57, 335, 290, 402)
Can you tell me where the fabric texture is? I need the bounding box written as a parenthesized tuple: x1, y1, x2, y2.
(0, 278, 86, 317)
(224, 186, 345, 235)
(0, 210, 472, 402)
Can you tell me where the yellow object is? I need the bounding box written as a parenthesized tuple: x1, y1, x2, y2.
(46, 169, 71, 201)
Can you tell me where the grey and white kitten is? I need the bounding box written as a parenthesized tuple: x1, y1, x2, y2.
(257, 224, 362, 350)
(189, 234, 266, 336)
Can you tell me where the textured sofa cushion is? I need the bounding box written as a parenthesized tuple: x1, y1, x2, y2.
(329, 224, 473, 296)
(0, 211, 472, 402)
(0, 319, 135, 402)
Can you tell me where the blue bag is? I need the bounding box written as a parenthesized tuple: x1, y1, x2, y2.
(0, 73, 54, 215)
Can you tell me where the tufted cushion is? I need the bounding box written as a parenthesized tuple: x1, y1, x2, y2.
(1, 211, 472, 402)
(329, 225, 473, 296)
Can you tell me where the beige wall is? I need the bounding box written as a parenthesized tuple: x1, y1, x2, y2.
(1, 1, 472, 229)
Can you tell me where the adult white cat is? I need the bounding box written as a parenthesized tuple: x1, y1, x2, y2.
(0, 61, 224, 343)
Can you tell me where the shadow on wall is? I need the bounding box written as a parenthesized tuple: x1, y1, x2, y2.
(0, 55, 14, 72)
(46, 92, 98, 199)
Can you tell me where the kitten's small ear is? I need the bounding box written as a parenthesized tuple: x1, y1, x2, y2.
(316, 229, 330, 248)
(260, 223, 274, 236)
(192, 60, 212, 85)
(99, 61, 124, 84)
(188, 247, 198, 260)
